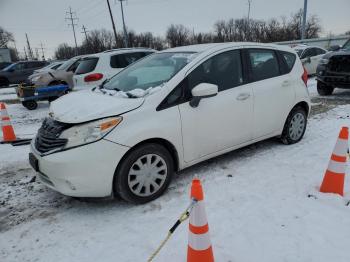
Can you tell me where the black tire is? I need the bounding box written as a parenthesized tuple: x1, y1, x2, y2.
(280, 107, 307, 145)
(48, 96, 59, 102)
(317, 81, 334, 96)
(22, 100, 38, 110)
(114, 143, 174, 204)
(0, 77, 9, 88)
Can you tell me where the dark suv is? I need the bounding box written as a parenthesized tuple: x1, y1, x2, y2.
(0, 60, 48, 88)
(316, 39, 350, 95)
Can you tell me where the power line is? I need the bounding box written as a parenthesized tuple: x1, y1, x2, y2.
(106, 0, 118, 46)
(66, 6, 79, 55)
(119, 0, 128, 47)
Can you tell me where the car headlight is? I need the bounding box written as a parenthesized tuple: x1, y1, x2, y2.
(31, 75, 41, 82)
(319, 58, 329, 65)
(59, 117, 122, 149)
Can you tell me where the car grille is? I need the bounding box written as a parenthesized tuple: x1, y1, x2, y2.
(35, 118, 71, 153)
(329, 55, 350, 73)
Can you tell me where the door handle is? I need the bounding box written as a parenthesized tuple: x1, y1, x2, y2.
(282, 80, 290, 87)
(236, 93, 250, 101)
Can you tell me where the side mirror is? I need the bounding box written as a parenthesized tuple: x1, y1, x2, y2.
(189, 83, 218, 108)
(329, 45, 341, 52)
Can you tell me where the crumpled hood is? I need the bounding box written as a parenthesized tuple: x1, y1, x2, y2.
(49, 90, 144, 123)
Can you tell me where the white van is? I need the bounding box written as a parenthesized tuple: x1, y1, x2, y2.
(30, 43, 310, 204)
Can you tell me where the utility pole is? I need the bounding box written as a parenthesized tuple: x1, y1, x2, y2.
(301, 0, 308, 40)
(66, 7, 79, 55)
(25, 33, 33, 60)
(23, 47, 28, 61)
(247, 0, 252, 41)
(35, 48, 40, 60)
(119, 0, 128, 47)
(39, 42, 45, 60)
(81, 25, 89, 43)
(247, 0, 252, 23)
(106, 0, 118, 46)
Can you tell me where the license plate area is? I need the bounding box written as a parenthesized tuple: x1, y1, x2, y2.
(29, 153, 39, 172)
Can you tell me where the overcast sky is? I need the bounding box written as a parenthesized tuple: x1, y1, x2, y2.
(1, 0, 349, 58)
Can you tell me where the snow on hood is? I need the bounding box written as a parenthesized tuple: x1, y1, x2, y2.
(96, 85, 162, 98)
(49, 90, 144, 124)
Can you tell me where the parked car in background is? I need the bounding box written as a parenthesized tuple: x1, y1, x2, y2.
(73, 48, 155, 90)
(316, 38, 350, 95)
(30, 56, 84, 89)
(0, 62, 12, 70)
(0, 60, 48, 87)
(293, 45, 327, 75)
(30, 43, 310, 204)
(33, 61, 65, 74)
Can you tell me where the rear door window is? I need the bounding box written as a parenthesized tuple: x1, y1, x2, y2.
(280, 51, 296, 73)
(302, 48, 317, 58)
(315, 48, 326, 55)
(75, 57, 98, 75)
(110, 52, 151, 68)
(248, 49, 280, 81)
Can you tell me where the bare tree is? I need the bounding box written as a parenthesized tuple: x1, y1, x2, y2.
(54, 43, 76, 60)
(0, 27, 14, 47)
(166, 24, 190, 47)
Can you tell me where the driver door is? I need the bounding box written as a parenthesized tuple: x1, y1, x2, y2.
(178, 50, 253, 163)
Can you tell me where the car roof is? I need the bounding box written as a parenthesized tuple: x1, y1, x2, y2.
(160, 42, 293, 54)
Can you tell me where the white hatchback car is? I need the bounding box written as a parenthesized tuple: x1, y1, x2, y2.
(30, 43, 310, 204)
(73, 48, 155, 90)
(293, 45, 327, 75)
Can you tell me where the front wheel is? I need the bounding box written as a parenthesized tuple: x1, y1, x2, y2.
(280, 107, 307, 145)
(22, 100, 38, 110)
(114, 143, 174, 204)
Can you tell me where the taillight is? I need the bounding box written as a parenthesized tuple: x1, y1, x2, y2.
(84, 73, 103, 82)
(302, 66, 308, 86)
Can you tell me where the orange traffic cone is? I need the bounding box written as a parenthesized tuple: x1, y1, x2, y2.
(320, 127, 349, 196)
(0, 102, 17, 142)
(187, 179, 214, 262)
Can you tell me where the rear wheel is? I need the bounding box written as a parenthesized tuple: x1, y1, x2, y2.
(114, 143, 174, 204)
(22, 100, 38, 110)
(317, 81, 334, 96)
(281, 107, 307, 145)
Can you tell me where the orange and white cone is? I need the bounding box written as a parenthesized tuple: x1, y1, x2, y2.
(187, 179, 214, 262)
(320, 126, 349, 196)
(0, 102, 17, 142)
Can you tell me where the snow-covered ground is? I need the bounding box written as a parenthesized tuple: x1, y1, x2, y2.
(1, 82, 350, 262)
(0, 87, 17, 102)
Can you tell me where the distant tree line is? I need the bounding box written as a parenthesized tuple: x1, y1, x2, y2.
(55, 9, 322, 59)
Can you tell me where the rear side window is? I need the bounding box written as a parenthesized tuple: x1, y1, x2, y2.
(302, 48, 317, 58)
(248, 49, 280, 81)
(110, 52, 150, 68)
(315, 48, 326, 55)
(280, 51, 296, 72)
(75, 57, 98, 75)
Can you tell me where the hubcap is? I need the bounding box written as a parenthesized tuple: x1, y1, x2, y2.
(289, 113, 305, 141)
(127, 154, 167, 197)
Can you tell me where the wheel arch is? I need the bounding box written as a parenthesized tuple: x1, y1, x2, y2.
(293, 101, 310, 116)
(112, 137, 180, 197)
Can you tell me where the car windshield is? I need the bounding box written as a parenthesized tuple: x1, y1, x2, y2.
(3, 63, 16, 71)
(342, 40, 350, 50)
(57, 58, 77, 71)
(104, 52, 197, 92)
